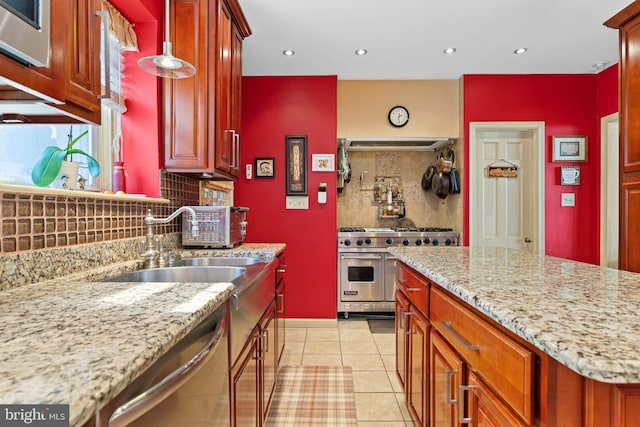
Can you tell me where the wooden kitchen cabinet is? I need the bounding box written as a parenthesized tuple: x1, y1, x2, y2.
(231, 328, 260, 427)
(54, 0, 103, 124)
(407, 307, 429, 426)
(396, 262, 430, 427)
(164, 0, 250, 179)
(0, 0, 102, 124)
(396, 262, 533, 427)
(430, 330, 464, 426)
(605, 4, 640, 273)
(260, 301, 277, 425)
(275, 254, 286, 366)
(395, 289, 409, 390)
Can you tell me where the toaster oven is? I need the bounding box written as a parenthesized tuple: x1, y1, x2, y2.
(182, 206, 248, 248)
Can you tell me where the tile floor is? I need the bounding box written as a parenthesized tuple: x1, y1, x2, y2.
(280, 317, 417, 427)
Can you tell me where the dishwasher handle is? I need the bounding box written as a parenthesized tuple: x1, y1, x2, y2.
(108, 318, 226, 427)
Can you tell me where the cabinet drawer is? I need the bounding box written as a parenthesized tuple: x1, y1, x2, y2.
(396, 263, 429, 314)
(430, 287, 534, 424)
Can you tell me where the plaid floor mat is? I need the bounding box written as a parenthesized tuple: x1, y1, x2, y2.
(265, 365, 358, 426)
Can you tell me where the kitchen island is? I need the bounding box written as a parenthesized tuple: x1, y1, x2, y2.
(390, 246, 640, 426)
(0, 243, 285, 427)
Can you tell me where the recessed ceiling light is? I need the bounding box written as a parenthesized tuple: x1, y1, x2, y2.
(443, 47, 456, 55)
(282, 49, 295, 56)
(513, 48, 528, 55)
(355, 49, 368, 56)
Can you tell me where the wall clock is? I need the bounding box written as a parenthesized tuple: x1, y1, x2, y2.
(388, 105, 409, 127)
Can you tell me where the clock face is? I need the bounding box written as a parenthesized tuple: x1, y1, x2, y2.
(388, 106, 409, 127)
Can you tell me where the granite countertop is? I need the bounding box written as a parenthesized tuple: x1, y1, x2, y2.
(0, 243, 286, 427)
(389, 246, 640, 384)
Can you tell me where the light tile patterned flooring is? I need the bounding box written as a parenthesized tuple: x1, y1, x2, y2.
(280, 318, 417, 427)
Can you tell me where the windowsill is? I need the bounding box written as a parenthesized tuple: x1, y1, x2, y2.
(0, 183, 170, 203)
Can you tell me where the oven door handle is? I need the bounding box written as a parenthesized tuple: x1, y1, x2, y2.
(341, 254, 383, 261)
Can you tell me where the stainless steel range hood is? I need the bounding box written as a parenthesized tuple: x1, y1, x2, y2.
(340, 137, 454, 151)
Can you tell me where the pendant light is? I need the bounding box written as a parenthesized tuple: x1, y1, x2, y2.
(137, 0, 196, 79)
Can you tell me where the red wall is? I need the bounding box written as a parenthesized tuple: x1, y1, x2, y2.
(463, 72, 618, 264)
(109, 0, 162, 198)
(235, 76, 338, 319)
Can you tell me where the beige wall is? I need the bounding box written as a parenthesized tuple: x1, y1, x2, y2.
(337, 79, 463, 232)
(337, 80, 460, 137)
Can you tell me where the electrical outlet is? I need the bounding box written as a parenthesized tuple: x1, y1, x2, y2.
(245, 164, 252, 179)
(286, 196, 309, 209)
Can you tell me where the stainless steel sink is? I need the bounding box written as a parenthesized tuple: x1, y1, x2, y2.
(105, 266, 246, 283)
(176, 257, 263, 267)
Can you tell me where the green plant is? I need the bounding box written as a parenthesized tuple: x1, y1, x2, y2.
(31, 129, 101, 187)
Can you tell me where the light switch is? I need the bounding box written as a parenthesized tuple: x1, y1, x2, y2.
(286, 196, 309, 209)
(245, 164, 252, 179)
(561, 193, 575, 207)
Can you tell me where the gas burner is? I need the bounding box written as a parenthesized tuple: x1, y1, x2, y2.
(338, 227, 365, 232)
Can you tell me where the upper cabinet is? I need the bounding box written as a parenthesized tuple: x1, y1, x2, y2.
(605, 3, 640, 272)
(164, 0, 251, 180)
(0, 0, 103, 125)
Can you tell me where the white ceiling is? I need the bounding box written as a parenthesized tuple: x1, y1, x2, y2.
(238, 0, 631, 80)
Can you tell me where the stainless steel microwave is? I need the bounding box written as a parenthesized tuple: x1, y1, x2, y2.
(0, 0, 50, 66)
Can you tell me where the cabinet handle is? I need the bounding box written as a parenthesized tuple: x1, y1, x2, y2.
(445, 369, 457, 404)
(233, 132, 240, 168)
(108, 319, 225, 427)
(398, 278, 420, 292)
(404, 311, 412, 335)
(441, 321, 480, 351)
(96, 11, 111, 100)
(263, 328, 269, 353)
(276, 266, 287, 273)
(277, 294, 284, 315)
(459, 385, 475, 424)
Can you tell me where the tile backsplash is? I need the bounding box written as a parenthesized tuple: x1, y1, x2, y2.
(0, 171, 200, 255)
(337, 151, 463, 230)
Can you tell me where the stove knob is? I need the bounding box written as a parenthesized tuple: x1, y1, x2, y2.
(432, 239, 439, 246)
(344, 239, 351, 246)
(365, 238, 372, 245)
(386, 238, 393, 245)
(445, 239, 452, 246)
(415, 239, 422, 246)
(402, 239, 410, 246)
(423, 238, 431, 244)
(357, 240, 364, 246)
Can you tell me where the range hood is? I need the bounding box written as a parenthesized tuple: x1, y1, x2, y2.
(339, 137, 455, 152)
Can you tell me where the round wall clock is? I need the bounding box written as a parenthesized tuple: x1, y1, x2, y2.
(388, 105, 409, 127)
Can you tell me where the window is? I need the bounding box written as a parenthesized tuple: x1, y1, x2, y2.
(0, 124, 97, 187)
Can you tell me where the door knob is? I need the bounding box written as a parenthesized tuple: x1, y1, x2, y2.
(524, 237, 532, 243)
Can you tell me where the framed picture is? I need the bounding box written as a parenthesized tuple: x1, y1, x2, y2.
(312, 154, 335, 172)
(552, 136, 588, 162)
(255, 157, 275, 178)
(285, 135, 308, 195)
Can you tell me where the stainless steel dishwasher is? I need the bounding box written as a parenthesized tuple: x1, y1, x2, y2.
(97, 302, 229, 427)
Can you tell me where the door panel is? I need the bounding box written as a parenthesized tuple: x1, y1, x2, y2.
(474, 131, 535, 252)
(430, 330, 464, 427)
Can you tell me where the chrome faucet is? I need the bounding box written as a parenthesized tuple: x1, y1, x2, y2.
(141, 206, 199, 269)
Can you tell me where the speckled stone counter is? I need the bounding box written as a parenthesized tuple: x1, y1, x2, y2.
(389, 246, 640, 384)
(0, 242, 286, 427)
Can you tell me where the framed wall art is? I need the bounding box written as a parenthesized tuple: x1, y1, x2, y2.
(255, 157, 275, 178)
(312, 154, 335, 172)
(285, 135, 308, 195)
(552, 136, 588, 162)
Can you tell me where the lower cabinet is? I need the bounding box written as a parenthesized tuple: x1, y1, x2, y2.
(231, 328, 260, 427)
(407, 308, 429, 426)
(396, 262, 533, 427)
(430, 330, 464, 426)
(231, 300, 278, 427)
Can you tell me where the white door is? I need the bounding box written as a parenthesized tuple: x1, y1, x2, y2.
(470, 123, 544, 254)
(600, 113, 619, 268)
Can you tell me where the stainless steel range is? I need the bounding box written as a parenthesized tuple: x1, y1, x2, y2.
(337, 227, 459, 317)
